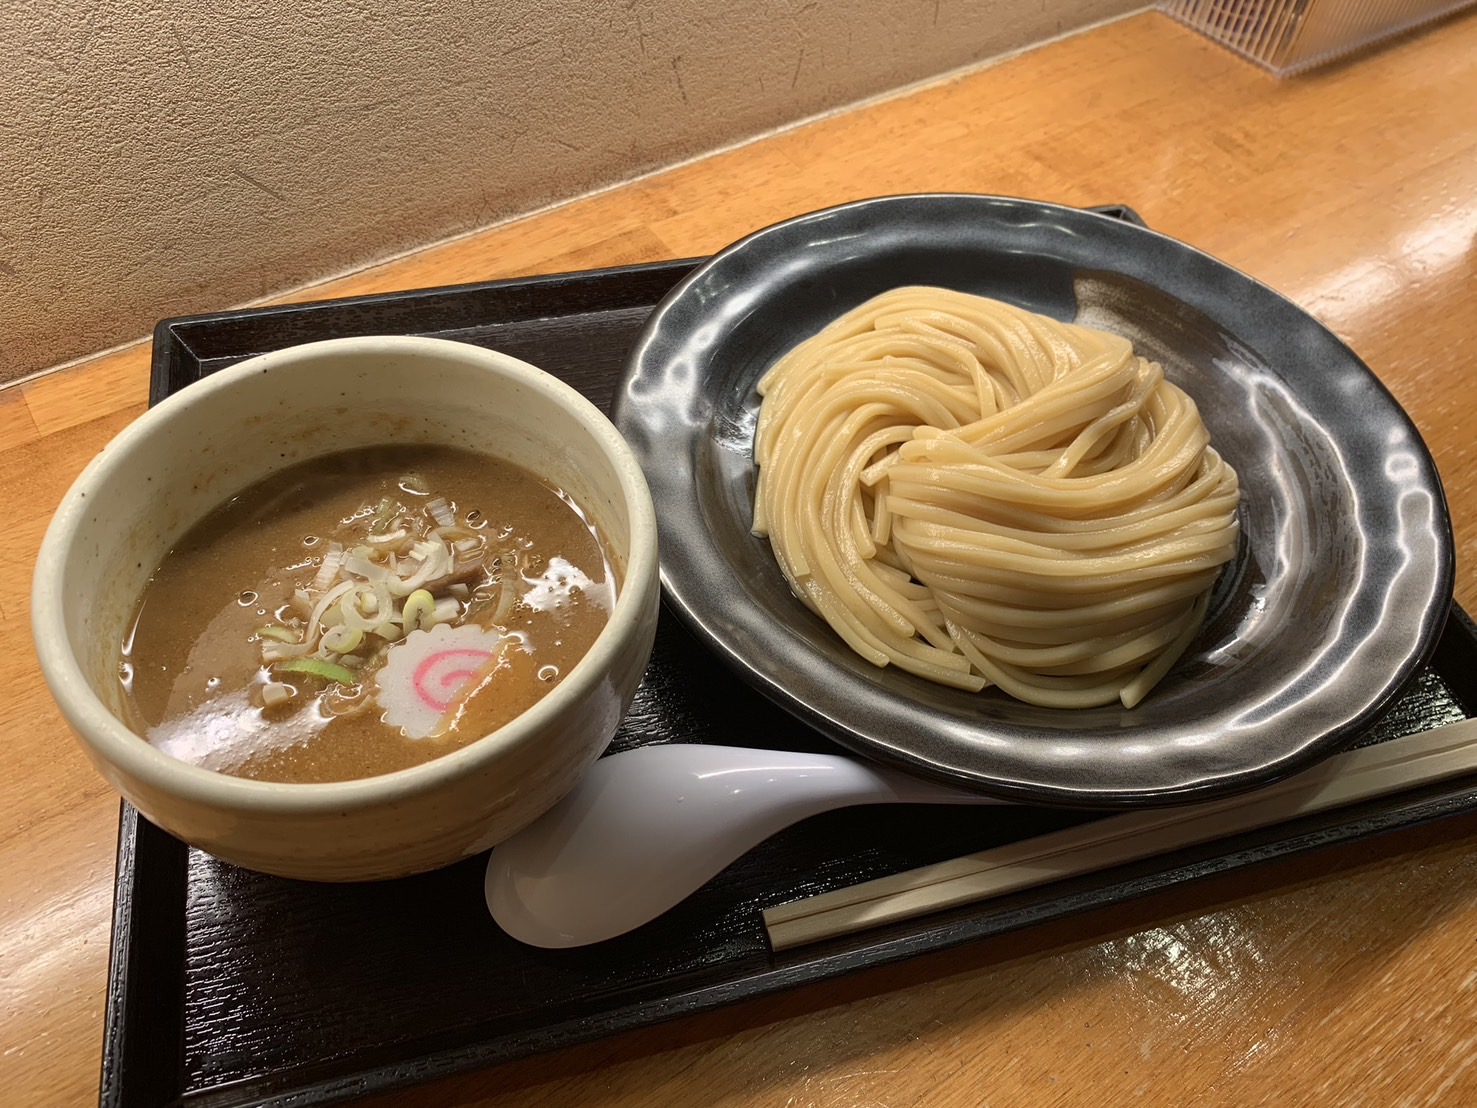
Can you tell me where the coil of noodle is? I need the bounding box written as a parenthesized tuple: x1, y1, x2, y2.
(751, 287, 1241, 709)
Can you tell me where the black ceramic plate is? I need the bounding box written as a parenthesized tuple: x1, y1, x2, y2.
(614, 194, 1453, 807)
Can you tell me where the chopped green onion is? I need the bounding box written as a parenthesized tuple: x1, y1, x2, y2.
(255, 626, 298, 643)
(364, 527, 409, 547)
(275, 658, 357, 685)
(311, 543, 345, 591)
(371, 496, 398, 533)
(402, 588, 437, 631)
(337, 582, 383, 631)
(290, 588, 313, 618)
(262, 639, 316, 662)
(322, 625, 364, 654)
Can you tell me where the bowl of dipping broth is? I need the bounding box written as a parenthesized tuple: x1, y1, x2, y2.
(33, 336, 660, 881)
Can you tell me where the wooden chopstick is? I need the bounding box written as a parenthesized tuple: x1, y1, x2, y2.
(764, 716, 1477, 951)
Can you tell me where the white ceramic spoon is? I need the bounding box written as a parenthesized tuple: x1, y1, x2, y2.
(485, 743, 1005, 948)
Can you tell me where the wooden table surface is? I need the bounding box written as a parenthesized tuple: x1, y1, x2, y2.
(4, 11, 1476, 1105)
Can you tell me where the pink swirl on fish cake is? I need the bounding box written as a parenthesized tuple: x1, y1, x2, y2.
(412, 648, 495, 711)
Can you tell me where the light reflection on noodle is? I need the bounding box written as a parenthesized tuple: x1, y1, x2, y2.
(752, 287, 1240, 709)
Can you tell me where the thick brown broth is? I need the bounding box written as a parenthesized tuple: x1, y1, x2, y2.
(123, 445, 615, 783)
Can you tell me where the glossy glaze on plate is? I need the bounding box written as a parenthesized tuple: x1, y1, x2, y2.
(615, 194, 1454, 806)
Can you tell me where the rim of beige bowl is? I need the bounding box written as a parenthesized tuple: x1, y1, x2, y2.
(32, 335, 660, 816)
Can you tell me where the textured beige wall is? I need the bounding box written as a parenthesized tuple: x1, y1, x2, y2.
(1, 0, 1138, 383)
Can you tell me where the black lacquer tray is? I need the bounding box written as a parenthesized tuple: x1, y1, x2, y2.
(104, 207, 1477, 1107)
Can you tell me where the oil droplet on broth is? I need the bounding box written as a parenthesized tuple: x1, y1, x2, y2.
(538, 665, 559, 682)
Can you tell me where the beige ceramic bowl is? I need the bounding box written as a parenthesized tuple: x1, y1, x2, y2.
(32, 336, 660, 881)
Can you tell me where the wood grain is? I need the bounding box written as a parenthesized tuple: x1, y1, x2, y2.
(4, 9, 1476, 1106)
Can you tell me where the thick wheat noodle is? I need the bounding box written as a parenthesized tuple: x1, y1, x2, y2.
(752, 286, 1240, 709)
